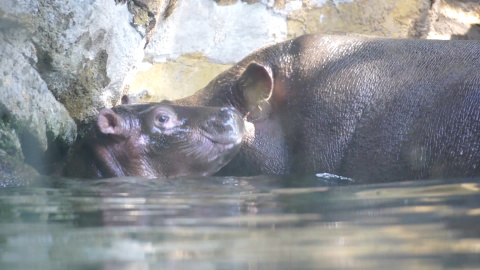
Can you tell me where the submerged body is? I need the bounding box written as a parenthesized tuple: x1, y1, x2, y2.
(175, 34, 480, 183)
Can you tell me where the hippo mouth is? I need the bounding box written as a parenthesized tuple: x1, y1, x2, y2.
(199, 129, 243, 147)
(196, 128, 243, 162)
(175, 122, 244, 174)
(171, 106, 245, 176)
(191, 106, 245, 163)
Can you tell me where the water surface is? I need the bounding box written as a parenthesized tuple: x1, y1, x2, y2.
(0, 175, 479, 269)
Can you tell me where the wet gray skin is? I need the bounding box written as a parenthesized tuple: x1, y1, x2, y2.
(64, 101, 244, 179)
(175, 34, 480, 183)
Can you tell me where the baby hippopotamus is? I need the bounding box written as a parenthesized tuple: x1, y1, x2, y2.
(64, 101, 244, 178)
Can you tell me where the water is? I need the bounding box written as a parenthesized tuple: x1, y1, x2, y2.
(0, 175, 479, 270)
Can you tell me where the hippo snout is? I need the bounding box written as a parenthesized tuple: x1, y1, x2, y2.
(201, 107, 245, 145)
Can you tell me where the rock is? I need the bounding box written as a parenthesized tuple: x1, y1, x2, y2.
(287, 0, 432, 39)
(129, 53, 232, 102)
(119, 0, 179, 45)
(0, 24, 76, 176)
(0, 149, 39, 188)
(427, 0, 480, 39)
(21, 0, 145, 123)
(0, 0, 165, 124)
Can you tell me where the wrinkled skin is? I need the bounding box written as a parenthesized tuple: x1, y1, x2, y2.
(175, 34, 480, 183)
(64, 101, 244, 178)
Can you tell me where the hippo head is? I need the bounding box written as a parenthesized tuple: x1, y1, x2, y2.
(65, 101, 244, 179)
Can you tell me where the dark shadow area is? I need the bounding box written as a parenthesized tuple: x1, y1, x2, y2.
(452, 24, 480, 40)
(19, 130, 70, 176)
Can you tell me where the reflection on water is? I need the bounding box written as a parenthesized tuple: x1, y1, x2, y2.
(0, 175, 479, 269)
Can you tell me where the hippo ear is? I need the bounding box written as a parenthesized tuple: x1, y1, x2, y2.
(97, 108, 125, 137)
(238, 62, 273, 114)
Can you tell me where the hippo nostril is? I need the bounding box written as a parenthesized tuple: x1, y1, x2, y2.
(210, 121, 228, 132)
(218, 106, 241, 122)
(218, 107, 232, 120)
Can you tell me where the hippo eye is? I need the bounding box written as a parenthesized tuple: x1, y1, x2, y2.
(157, 115, 169, 123)
(152, 107, 177, 130)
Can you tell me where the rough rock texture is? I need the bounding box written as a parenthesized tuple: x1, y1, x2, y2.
(116, 0, 179, 45)
(287, 0, 432, 39)
(0, 152, 39, 188)
(427, 0, 480, 39)
(0, 19, 76, 178)
(127, 0, 480, 103)
(144, 0, 288, 64)
(19, 0, 144, 123)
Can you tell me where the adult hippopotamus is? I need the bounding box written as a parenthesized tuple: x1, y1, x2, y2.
(63, 102, 244, 178)
(66, 34, 480, 183)
(173, 34, 480, 183)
